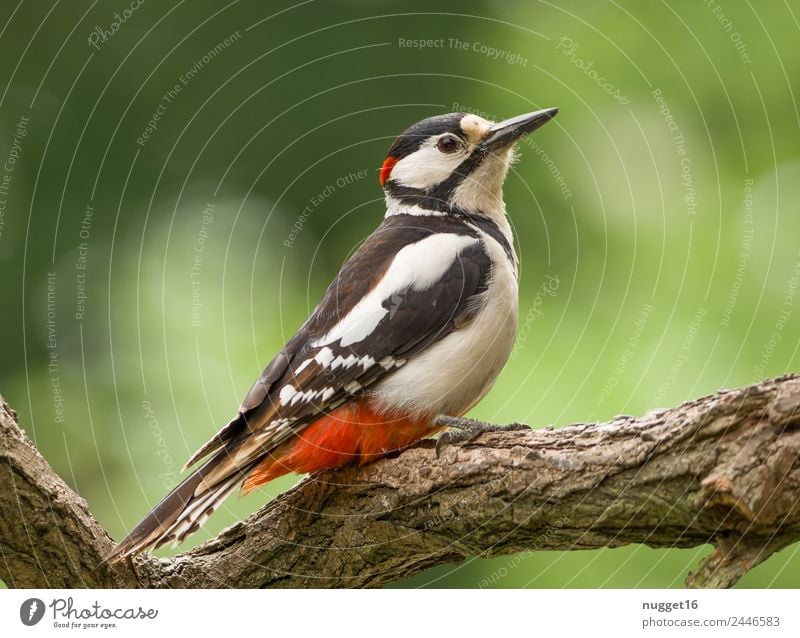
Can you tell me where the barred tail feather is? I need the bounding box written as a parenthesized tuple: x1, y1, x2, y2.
(105, 450, 250, 563)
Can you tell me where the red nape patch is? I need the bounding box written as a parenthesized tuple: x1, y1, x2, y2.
(241, 400, 439, 494)
(379, 156, 398, 187)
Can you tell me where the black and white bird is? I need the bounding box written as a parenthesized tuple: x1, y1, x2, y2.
(108, 107, 559, 561)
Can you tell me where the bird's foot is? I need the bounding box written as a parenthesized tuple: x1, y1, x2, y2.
(433, 415, 529, 458)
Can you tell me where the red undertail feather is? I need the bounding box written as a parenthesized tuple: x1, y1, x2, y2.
(241, 400, 437, 493)
(107, 400, 436, 561)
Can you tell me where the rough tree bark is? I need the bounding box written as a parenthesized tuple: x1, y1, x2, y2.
(2, 375, 800, 589)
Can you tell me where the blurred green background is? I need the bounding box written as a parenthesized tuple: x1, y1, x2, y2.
(1, 0, 799, 588)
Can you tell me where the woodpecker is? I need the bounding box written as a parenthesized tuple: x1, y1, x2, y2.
(107, 107, 559, 561)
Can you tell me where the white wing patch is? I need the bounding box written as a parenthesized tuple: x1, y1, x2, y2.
(312, 233, 479, 348)
(315, 347, 335, 368)
(286, 386, 336, 407)
(288, 351, 376, 390)
(330, 353, 375, 370)
(279, 383, 336, 407)
(294, 346, 335, 374)
(279, 384, 297, 405)
(256, 418, 291, 440)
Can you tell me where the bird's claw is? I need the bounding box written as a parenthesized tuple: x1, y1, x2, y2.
(434, 415, 529, 458)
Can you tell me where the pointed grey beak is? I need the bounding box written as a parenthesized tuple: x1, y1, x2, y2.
(482, 107, 559, 151)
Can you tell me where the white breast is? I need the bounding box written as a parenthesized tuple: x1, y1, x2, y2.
(370, 229, 518, 417)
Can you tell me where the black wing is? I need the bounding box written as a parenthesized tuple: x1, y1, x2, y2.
(185, 215, 491, 470)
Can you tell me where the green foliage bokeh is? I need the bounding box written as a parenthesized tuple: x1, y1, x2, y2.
(1, 0, 799, 587)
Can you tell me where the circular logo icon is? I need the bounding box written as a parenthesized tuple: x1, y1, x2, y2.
(20, 598, 45, 626)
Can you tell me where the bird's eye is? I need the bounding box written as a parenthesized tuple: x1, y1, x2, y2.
(436, 136, 460, 154)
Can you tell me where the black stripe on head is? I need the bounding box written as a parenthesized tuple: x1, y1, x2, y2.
(387, 112, 466, 159)
(385, 147, 489, 212)
(384, 112, 496, 210)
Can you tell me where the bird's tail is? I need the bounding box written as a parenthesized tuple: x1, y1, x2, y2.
(105, 448, 251, 563)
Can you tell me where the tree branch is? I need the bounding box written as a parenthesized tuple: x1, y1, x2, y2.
(2, 375, 800, 588)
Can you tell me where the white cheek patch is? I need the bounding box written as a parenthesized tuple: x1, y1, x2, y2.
(459, 114, 492, 144)
(390, 143, 466, 190)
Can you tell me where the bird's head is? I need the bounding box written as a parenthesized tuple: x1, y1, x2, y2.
(380, 108, 558, 218)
